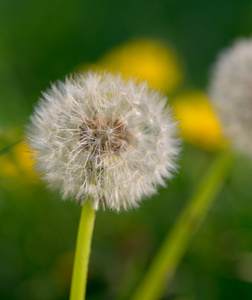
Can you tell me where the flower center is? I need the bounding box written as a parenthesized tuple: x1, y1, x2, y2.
(79, 116, 131, 155)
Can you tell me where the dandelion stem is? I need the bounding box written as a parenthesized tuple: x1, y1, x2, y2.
(132, 148, 234, 300)
(70, 200, 96, 300)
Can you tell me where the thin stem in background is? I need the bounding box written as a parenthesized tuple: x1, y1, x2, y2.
(70, 200, 96, 300)
(0, 140, 22, 156)
(131, 149, 234, 300)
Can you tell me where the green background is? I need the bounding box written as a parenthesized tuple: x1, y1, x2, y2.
(1, 0, 252, 299)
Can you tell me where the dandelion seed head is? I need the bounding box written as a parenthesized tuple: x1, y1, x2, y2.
(26, 71, 180, 211)
(209, 38, 252, 156)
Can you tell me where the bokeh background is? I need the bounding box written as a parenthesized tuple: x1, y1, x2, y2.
(1, 0, 252, 299)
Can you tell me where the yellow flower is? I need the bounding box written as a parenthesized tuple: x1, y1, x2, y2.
(0, 140, 39, 186)
(81, 39, 183, 93)
(13, 142, 39, 182)
(173, 91, 227, 151)
(0, 157, 19, 177)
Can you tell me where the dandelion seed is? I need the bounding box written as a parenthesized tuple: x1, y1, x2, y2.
(26, 71, 180, 211)
(209, 38, 252, 157)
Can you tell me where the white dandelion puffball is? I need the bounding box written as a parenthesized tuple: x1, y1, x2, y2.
(26, 71, 180, 211)
(209, 37, 252, 156)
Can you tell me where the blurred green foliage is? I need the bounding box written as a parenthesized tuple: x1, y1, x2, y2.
(1, 0, 252, 299)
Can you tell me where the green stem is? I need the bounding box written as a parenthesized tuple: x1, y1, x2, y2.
(70, 200, 96, 300)
(132, 149, 234, 300)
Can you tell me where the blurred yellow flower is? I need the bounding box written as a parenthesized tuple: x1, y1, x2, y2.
(13, 142, 39, 182)
(0, 140, 39, 186)
(0, 157, 19, 177)
(82, 39, 183, 93)
(173, 91, 227, 151)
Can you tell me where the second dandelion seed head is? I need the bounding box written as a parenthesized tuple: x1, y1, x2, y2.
(209, 37, 252, 157)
